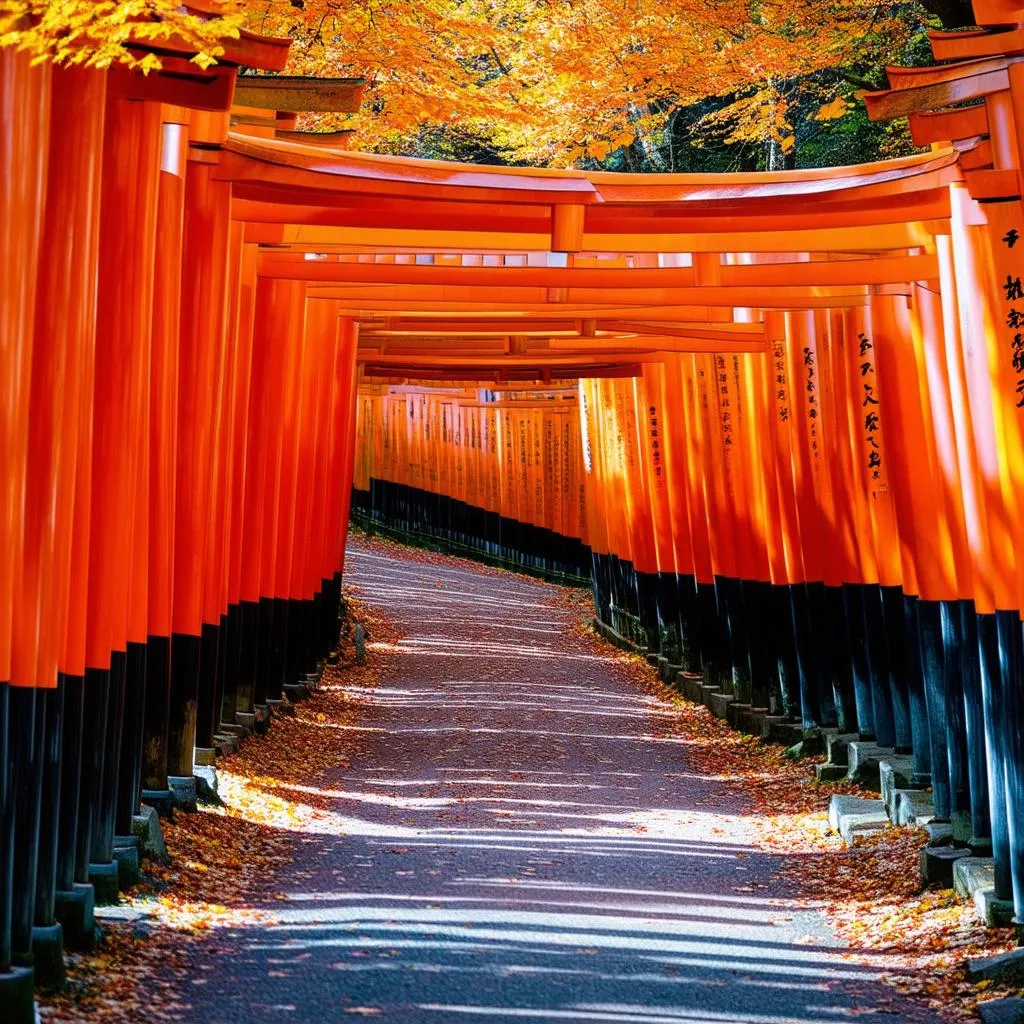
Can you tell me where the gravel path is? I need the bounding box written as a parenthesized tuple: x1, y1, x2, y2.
(182, 539, 947, 1024)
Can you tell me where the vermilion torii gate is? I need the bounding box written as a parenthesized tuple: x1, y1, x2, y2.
(5, 0, 1024, 1015)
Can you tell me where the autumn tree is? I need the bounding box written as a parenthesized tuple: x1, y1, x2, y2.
(0, 0, 246, 71)
(0, 0, 980, 170)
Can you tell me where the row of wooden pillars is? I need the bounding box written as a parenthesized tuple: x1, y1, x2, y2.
(0, 53, 359, 1012)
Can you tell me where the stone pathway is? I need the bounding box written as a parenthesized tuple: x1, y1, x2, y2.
(178, 539, 948, 1024)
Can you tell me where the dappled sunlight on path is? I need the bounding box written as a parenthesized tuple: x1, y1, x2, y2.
(162, 538, 947, 1024)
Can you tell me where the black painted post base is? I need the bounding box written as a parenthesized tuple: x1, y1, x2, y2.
(0, 965, 34, 1024)
(26, 922, 63, 992)
(53, 884, 95, 951)
(86, 862, 119, 906)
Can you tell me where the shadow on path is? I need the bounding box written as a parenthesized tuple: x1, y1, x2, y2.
(176, 541, 947, 1024)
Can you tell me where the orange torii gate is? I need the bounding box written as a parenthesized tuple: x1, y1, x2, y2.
(7, 1, 1024, 1014)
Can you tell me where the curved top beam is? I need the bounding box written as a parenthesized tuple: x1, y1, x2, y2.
(220, 133, 959, 210)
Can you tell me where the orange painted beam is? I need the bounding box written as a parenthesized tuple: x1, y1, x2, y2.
(910, 103, 990, 147)
(302, 283, 886, 309)
(256, 252, 937, 289)
(929, 27, 1024, 61)
(972, 0, 1024, 27)
(864, 59, 1010, 120)
(243, 220, 943, 255)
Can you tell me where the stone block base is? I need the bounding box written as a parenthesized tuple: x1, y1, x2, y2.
(920, 844, 969, 887)
(132, 804, 169, 863)
(112, 835, 141, 889)
(828, 795, 889, 845)
(140, 788, 175, 819)
(953, 857, 1016, 926)
(846, 742, 896, 789)
(54, 884, 96, 950)
(978, 997, 1024, 1024)
(168, 774, 198, 813)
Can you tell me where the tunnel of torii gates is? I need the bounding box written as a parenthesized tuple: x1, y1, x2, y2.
(10, 0, 1024, 1006)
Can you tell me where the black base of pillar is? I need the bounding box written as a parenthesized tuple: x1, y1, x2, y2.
(140, 635, 170, 795)
(166, 633, 201, 780)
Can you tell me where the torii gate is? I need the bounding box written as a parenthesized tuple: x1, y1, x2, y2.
(5, 1, 1024, 1016)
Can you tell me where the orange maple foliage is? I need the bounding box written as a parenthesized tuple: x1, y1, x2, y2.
(243, 0, 927, 165)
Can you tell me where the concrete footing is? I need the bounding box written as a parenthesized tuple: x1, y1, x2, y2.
(828, 795, 890, 845)
(168, 774, 198, 812)
(815, 762, 848, 783)
(214, 733, 239, 755)
(140, 788, 175, 819)
(132, 803, 169, 862)
(112, 835, 141, 889)
(846, 742, 897, 788)
(920, 844, 970, 886)
(977, 997, 1024, 1024)
(283, 682, 308, 703)
(54, 883, 96, 950)
(194, 745, 217, 767)
(676, 673, 704, 704)
(194, 764, 220, 803)
(0, 965, 35, 1024)
(88, 861, 120, 906)
(763, 718, 803, 746)
(709, 691, 734, 720)
(879, 758, 915, 815)
(954, 858, 1016, 927)
(236, 711, 256, 731)
(892, 790, 935, 826)
(968, 948, 1024, 985)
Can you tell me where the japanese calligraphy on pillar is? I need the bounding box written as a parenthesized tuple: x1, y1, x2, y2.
(803, 345, 819, 457)
(772, 339, 789, 423)
(858, 331, 883, 481)
(716, 354, 733, 446)
(648, 403, 663, 479)
(1000, 226, 1024, 409)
